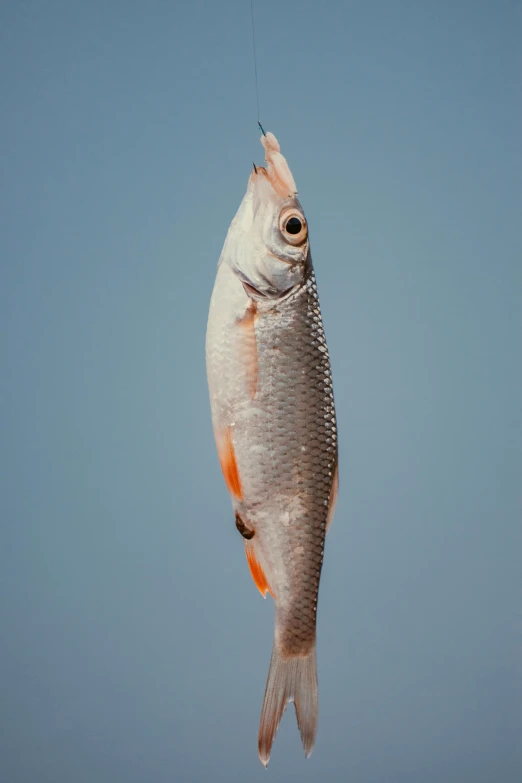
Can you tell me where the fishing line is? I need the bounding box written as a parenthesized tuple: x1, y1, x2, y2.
(249, 0, 261, 125)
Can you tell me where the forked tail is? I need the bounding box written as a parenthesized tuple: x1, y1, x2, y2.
(258, 642, 318, 766)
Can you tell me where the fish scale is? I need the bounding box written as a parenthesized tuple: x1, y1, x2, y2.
(251, 273, 336, 654)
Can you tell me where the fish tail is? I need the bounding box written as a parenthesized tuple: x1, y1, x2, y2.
(258, 641, 318, 767)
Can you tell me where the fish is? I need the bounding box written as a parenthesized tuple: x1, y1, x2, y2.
(206, 130, 338, 765)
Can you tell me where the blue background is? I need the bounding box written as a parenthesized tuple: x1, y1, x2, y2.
(1, 1, 521, 780)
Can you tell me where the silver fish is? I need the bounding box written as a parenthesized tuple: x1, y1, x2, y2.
(206, 131, 338, 765)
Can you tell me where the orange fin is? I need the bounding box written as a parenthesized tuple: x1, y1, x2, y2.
(216, 427, 243, 500)
(236, 302, 258, 399)
(244, 540, 275, 599)
(326, 463, 339, 534)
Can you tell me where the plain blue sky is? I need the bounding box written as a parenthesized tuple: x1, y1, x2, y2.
(1, 1, 521, 781)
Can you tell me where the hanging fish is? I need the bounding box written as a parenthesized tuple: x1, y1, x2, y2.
(206, 131, 338, 765)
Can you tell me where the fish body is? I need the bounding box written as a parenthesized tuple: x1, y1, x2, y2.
(206, 132, 338, 765)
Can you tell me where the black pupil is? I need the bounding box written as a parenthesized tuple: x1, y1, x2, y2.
(286, 217, 302, 235)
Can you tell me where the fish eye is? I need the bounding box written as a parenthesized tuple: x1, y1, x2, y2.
(285, 217, 302, 234)
(279, 208, 308, 246)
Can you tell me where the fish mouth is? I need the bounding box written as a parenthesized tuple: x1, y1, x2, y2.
(250, 131, 298, 199)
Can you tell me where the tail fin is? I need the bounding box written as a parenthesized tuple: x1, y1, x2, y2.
(258, 642, 318, 767)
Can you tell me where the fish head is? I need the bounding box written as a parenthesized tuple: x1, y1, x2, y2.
(223, 132, 310, 299)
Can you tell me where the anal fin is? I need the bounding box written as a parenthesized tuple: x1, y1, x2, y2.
(244, 540, 274, 599)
